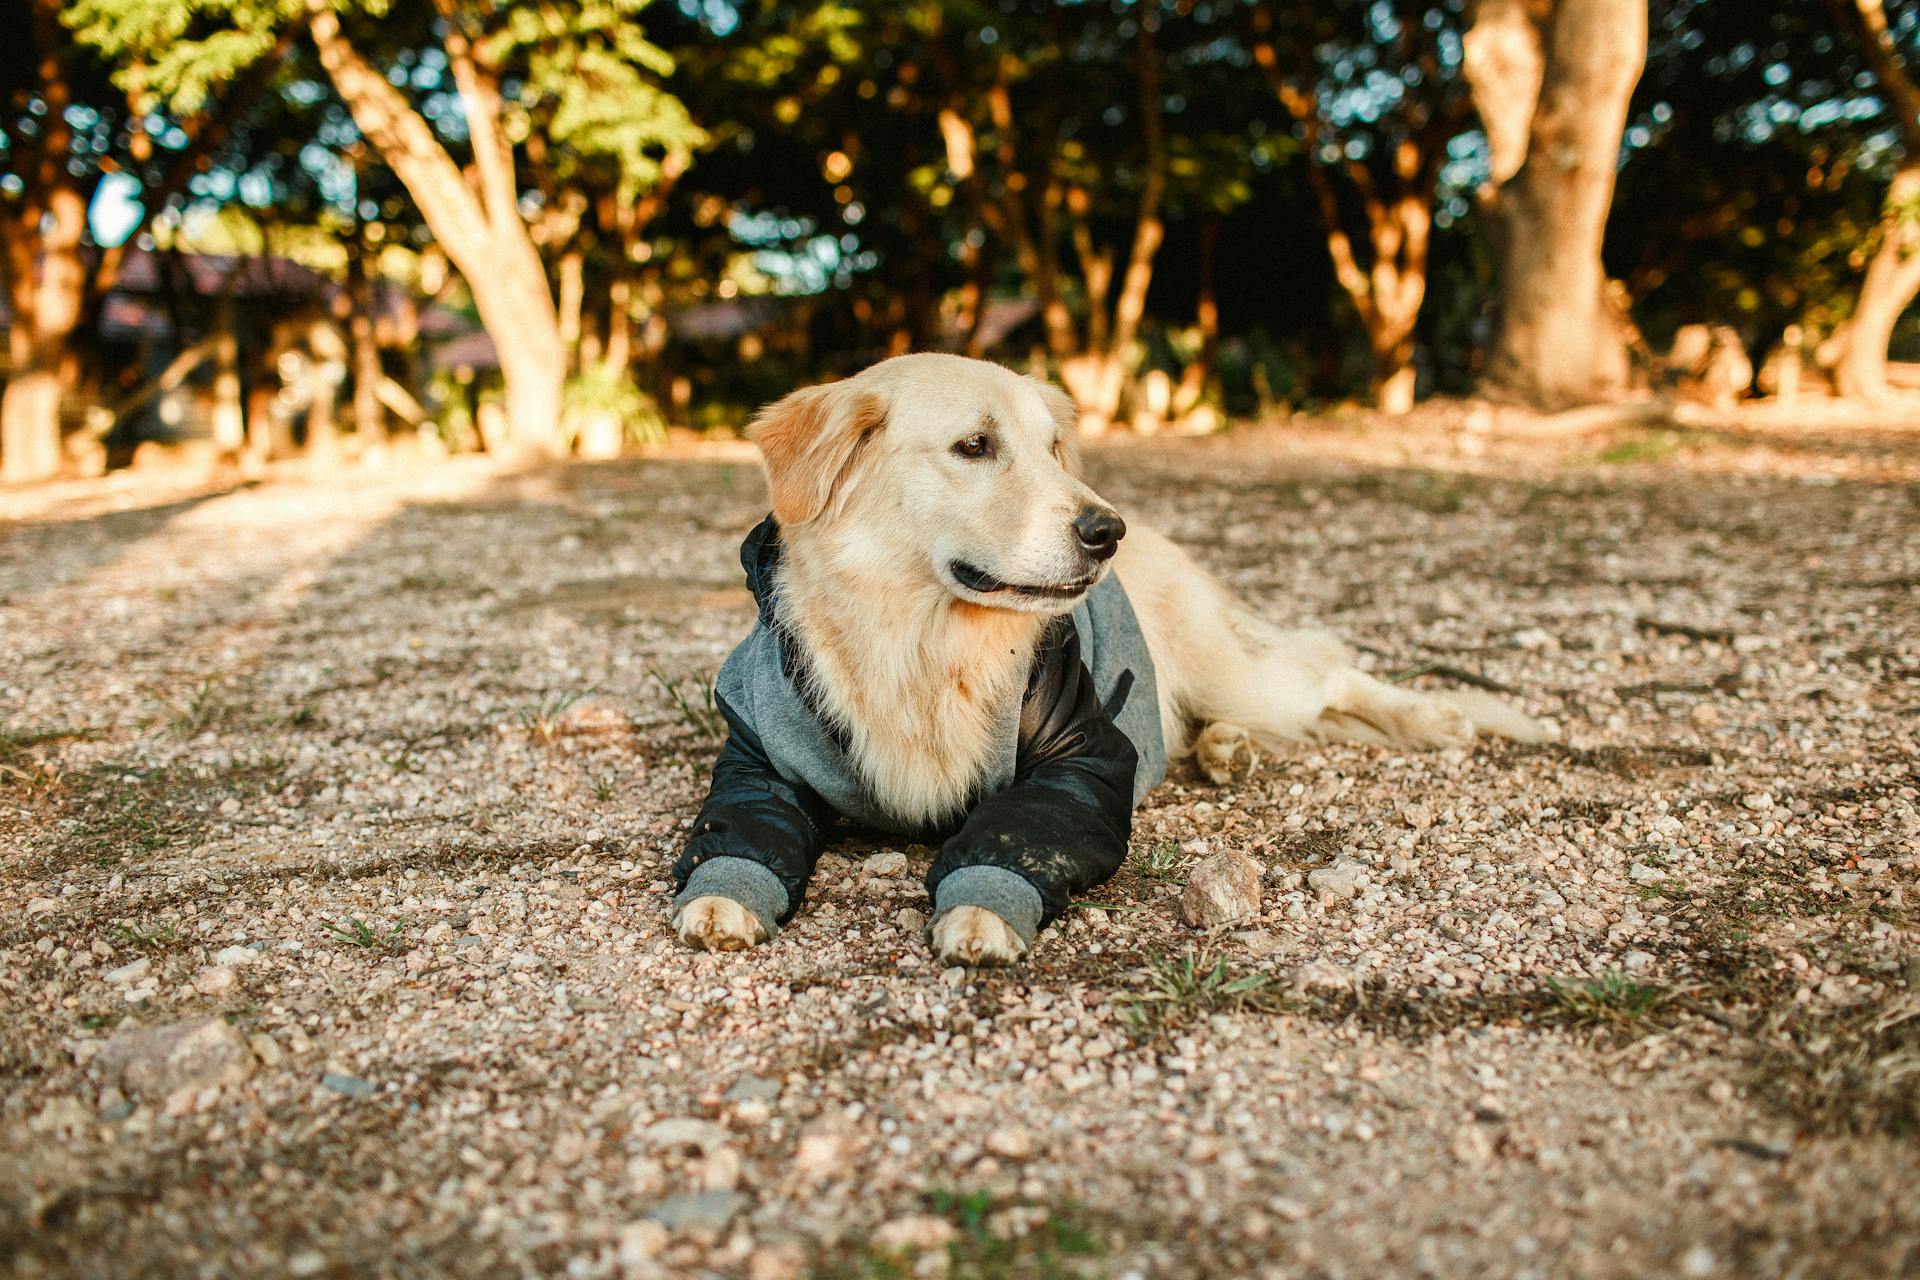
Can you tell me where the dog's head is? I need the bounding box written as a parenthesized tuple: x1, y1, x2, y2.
(746, 354, 1124, 615)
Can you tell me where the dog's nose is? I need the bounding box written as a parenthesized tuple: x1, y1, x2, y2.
(1073, 507, 1126, 560)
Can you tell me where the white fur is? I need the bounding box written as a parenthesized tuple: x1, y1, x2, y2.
(929, 906, 1027, 966)
(673, 895, 766, 951)
(682, 354, 1554, 962)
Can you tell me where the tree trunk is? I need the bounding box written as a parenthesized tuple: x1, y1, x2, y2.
(1823, 0, 1920, 398)
(1, 187, 86, 483)
(345, 236, 385, 441)
(557, 246, 585, 366)
(1463, 0, 1550, 195)
(308, 2, 565, 452)
(1482, 0, 1645, 406)
(210, 301, 246, 458)
(1172, 214, 1220, 419)
(0, 4, 87, 484)
(304, 318, 345, 462)
(1066, 16, 1168, 435)
(1825, 165, 1920, 397)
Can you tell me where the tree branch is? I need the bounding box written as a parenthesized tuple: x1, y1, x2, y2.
(430, 0, 521, 228)
(306, 1, 496, 264)
(1840, 0, 1920, 153)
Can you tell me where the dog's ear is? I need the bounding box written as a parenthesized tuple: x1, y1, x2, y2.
(746, 385, 888, 525)
(1030, 377, 1084, 475)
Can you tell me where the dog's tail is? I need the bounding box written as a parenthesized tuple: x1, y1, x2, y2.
(1430, 688, 1557, 744)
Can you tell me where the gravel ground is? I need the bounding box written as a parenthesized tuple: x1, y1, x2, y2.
(2, 408, 1917, 1279)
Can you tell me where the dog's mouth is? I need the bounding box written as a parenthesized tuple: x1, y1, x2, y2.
(948, 560, 1099, 600)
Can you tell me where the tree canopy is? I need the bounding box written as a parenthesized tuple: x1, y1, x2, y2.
(0, 0, 1916, 479)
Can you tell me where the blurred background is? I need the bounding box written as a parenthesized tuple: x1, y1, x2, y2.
(2, 0, 1916, 483)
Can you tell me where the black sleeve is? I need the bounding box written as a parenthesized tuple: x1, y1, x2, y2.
(924, 621, 1137, 926)
(672, 693, 834, 922)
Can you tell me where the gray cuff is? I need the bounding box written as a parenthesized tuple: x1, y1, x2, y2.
(933, 866, 1045, 950)
(675, 858, 787, 938)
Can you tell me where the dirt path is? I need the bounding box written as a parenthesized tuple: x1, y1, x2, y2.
(2, 424, 1916, 1278)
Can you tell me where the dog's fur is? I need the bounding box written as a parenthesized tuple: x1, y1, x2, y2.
(675, 354, 1551, 963)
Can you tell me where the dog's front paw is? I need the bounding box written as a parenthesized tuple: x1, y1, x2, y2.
(930, 905, 1027, 967)
(672, 895, 769, 952)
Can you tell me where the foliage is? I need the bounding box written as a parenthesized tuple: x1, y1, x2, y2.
(0, 0, 1913, 476)
(1120, 946, 1285, 1036)
(564, 364, 668, 446)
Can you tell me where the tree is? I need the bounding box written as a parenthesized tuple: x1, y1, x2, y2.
(1822, 0, 1920, 397)
(1467, 0, 1646, 405)
(74, 0, 699, 454)
(1611, 0, 1891, 370)
(1250, 0, 1474, 414)
(0, 2, 90, 481)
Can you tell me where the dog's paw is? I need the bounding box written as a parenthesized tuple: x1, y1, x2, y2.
(672, 895, 768, 952)
(1193, 721, 1258, 784)
(930, 905, 1027, 967)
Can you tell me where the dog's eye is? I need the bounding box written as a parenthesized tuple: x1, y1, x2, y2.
(952, 434, 994, 460)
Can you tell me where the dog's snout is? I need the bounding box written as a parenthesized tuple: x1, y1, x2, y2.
(1073, 507, 1126, 561)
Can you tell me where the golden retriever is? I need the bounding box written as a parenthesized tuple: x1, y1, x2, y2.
(674, 354, 1548, 965)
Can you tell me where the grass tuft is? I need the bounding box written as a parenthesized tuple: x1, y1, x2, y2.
(166, 680, 242, 738)
(514, 686, 601, 746)
(1545, 970, 1674, 1026)
(115, 921, 179, 951)
(1135, 839, 1188, 882)
(648, 668, 725, 740)
(0, 723, 91, 794)
(838, 1190, 1105, 1280)
(1746, 993, 1920, 1137)
(1120, 946, 1285, 1036)
(320, 917, 408, 949)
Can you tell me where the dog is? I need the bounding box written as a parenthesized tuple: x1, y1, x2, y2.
(669, 354, 1549, 966)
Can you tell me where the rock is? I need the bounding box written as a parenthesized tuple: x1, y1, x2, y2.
(1681, 1244, 1718, 1277)
(96, 1016, 256, 1099)
(872, 1214, 959, 1254)
(1535, 888, 1568, 910)
(646, 1190, 748, 1232)
(211, 945, 260, 967)
(985, 1125, 1035, 1159)
(616, 1221, 669, 1266)
(30, 1097, 91, 1134)
(288, 1251, 328, 1277)
(218, 797, 241, 816)
(105, 958, 151, 985)
(700, 1147, 744, 1192)
(26, 897, 59, 917)
(1307, 861, 1366, 902)
(894, 907, 929, 934)
(1230, 929, 1280, 956)
(1180, 850, 1263, 927)
(1451, 1124, 1495, 1165)
(321, 1072, 378, 1099)
(1628, 862, 1663, 882)
(724, 1075, 781, 1103)
(1622, 950, 1655, 973)
(864, 851, 909, 877)
(247, 1033, 285, 1067)
(1742, 792, 1774, 812)
(643, 1117, 730, 1154)
(746, 1243, 804, 1280)
(1286, 959, 1353, 996)
(194, 966, 238, 995)
(793, 1130, 846, 1182)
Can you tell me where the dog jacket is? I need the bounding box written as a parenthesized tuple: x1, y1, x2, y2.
(671, 516, 1165, 946)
